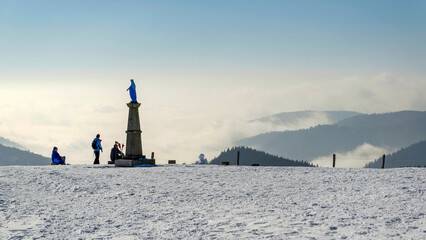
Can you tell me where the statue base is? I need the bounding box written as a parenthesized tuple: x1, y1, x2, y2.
(115, 155, 155, 167)
(115, 157, 156, 167)
(115, 100, 156, 167)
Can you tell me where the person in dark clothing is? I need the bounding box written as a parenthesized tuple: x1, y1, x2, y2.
(93, 134, 103, 164)
(51, 147, 66, 165)
(110, 141, 123, 163)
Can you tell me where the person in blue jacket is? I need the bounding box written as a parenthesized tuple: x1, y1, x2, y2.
(93, 134, 103, 164)
(51, 147, 66, 165)
(127, 79, 137, 103)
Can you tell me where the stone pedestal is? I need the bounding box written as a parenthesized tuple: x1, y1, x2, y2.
(115, 158, 156, 167)
(125, 102, 143, 158)
(115, 102, 155, 167)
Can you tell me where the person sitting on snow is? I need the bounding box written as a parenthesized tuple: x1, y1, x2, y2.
(110, 141, 123, 163)
(51, 146, 66, 165)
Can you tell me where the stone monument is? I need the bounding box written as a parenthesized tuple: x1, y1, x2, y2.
(115, 79, 156, 167)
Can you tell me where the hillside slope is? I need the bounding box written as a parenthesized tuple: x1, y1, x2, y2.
(365, 140, 426, 168)
(0, 165, 424, 239)
(210, 146, 314, 166)
(237, 111, 426, 161)
(0, 144, 51, 166)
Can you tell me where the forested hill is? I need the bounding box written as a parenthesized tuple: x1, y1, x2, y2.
(0, 144, 51, 166)
(210, 146, 314, 167)
(237, 111, 426, 161)
(365, 141, 426, 168)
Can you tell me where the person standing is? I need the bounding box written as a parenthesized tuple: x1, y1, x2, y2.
(92, 134, 103, 164)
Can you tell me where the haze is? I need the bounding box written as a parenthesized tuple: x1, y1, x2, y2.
(1, 1, 425, 165)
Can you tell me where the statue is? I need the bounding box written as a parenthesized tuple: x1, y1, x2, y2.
(127, 79, 137, 102)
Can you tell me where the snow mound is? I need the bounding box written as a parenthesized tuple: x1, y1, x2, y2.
(0, 165, 425, 239)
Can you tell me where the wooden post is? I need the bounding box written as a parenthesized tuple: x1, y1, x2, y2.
(237, 151, 240, 166)
(381, 154, 386, 169)
(151, 152, 155, 160)
(333, 154, 336, 168)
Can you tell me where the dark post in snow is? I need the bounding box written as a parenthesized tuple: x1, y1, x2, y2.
(333, 154, 336, 168)
(237, 151, 240, 166)
(381, 154, 386, 169)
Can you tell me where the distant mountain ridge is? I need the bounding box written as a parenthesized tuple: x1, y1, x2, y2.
(237, 111, 426, 162)
(250, 110, 363, 128)
(0, 136, 27, 151)
(210, 146, 314, 167)
(365, 140, 426, 168)
(0, 144, 50, 166)
(336, 111, 423, 127)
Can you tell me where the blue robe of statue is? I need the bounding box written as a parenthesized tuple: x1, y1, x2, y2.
(127, 79, 137, 102)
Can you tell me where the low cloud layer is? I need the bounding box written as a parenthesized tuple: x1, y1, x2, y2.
(311, 143, 396, 168)
(0, 72, 425, 165)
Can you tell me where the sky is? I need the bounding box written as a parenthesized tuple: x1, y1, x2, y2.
(0, 0, 425, 165)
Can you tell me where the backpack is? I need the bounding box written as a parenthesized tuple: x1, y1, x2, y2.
(91, 139, 97, 149)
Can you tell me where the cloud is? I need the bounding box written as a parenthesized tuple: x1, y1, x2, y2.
(94, 105, 120, 114)
(249, 111, 346, 131)
(310, 143, 396, 168)
(149, 72, 426, 164)
(265, 72, 426, 114)
(0, 72, 425, 165)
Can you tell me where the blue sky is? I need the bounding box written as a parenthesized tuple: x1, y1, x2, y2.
(0, 0, 425, 164)
(2, 0, 425, 85)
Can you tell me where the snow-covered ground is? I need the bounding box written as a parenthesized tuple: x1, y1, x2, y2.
(0, 165, 425, 239)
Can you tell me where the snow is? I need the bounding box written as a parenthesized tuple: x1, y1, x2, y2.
(0, 165, 425, 239)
